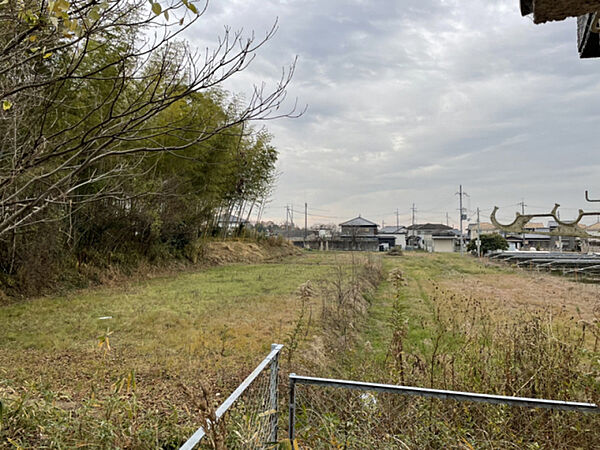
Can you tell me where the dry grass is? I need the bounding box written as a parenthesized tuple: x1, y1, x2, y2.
(0, 248, 348, 448)
(440, 269, 600, 321)
(297, 252, 600, 449)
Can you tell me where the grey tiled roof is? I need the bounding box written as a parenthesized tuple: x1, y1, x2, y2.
(380, 226, 406, 234)
(339, 216, 379, 227)
(406, 223, 453, 231)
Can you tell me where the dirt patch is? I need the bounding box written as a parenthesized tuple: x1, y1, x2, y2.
(440, 270, 600, 321)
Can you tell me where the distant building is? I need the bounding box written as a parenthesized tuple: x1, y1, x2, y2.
(406, 223, 460, 252)
(379, 226, 407, 250)
(491, 220, 581, 252)
(340, 216, 378, 236)
(430, 230, 461, 253)
(523, 222, 545, 232)
(467, 222, 498, 240)
(339, 216, 379, 251)
(585, 222, 600, 252)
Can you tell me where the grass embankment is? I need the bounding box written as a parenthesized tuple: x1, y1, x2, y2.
(0, 250, 364, 448)
(0, 236, 298, 300)
(296, 253, 600, 449)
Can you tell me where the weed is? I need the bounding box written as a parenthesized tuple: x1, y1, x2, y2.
(284, 281, 314, 366)
(296, 253, 600, 448)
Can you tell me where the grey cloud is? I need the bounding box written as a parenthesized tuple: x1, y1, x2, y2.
(185, 0, 600, 225)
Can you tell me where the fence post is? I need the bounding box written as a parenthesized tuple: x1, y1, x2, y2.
(288, 374, 297, 443)
(269, 343, 279, 444)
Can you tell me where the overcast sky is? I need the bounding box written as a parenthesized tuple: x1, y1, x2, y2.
(186, 0, 600, 228)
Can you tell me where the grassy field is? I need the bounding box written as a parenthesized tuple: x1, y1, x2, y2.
(296, 252, 600, 449)
(2, 250, 599, 449)
(359, 253, 600, 363)
(0, 250, 365, 448)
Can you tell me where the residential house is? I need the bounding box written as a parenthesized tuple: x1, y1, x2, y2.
(339, 216, 380, 251)
(430, 230, 461, 253)
(467, 222, 499, 241)
(406, 223, 460, 253)
(549, 221, 578, 251)
(378, 226, 407, 250)
(584, 222, 600, 252)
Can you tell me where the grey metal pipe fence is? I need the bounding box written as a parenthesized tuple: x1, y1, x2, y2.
(180, 343, 283, 450)
(288, 373, 600, 442)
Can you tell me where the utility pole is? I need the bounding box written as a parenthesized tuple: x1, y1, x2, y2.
(446, 212, 449, 227)
(459, 186, 464, 256)
(284, 205, 288, 236)
(519, 199, 526, 215)
(396, 209, 400, 230)
(518, 199, 526, 250)
(285, 205, 289, 239)
(411, 203, 417, 239)
(304, 202, 307, 248)
(456, 185, 467, 256)
(476, 207, 481, 258)
(557, 209, 562, 252)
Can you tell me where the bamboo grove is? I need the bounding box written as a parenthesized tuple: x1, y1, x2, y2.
(0, 0, 296, 295)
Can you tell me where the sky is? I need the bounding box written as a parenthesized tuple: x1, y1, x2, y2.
(185, 0, 600, 228)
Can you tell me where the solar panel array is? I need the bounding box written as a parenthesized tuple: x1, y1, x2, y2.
(490, 251, 600, 278)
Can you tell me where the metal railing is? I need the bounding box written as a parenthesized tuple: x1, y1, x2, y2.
(288, 374, 599, 441)
(180, 343, 283, 450)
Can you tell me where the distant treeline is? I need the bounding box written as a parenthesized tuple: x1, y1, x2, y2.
(0, 0, 295, 295)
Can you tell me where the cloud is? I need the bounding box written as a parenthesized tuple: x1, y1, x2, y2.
(185, 0, 600, 226)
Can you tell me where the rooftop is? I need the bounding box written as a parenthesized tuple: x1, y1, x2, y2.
(380, 226, 406, 234)
(407, 223, 453, 231)
(520, 0, 600, 24)
(467, 222, 497, 231)
(432, 230, 460, 238)
(524, 222, 545, 229)
(585, 222, 600, 231)
(339, 216, 379, 227)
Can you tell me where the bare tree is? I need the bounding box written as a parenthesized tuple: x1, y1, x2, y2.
(0, 0, 299, 238)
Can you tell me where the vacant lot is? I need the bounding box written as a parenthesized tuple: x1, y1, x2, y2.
(360, 253, 599, 358)
(2, 251, 598, 449)
(0, 250, 364, 448)
(320, 252, 600, 449)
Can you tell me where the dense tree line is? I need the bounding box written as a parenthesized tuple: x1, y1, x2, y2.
(0, 0, 295, 295)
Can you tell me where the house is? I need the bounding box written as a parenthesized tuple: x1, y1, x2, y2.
(585, 222, 600, 252)
(378, 226, 407, 250)
(340, 216, 378, 236)
(584, 222, 600, 236)
(407, 223, 454, 235)
(520, 233, 552, 251)
(467, 222, 499, 241)
(549, 221, 578, 251)
(523, 222, 545, 232)
(430, 230, 461, 253)
(339, 216, 380, 251)
(406, 223, 460, 252)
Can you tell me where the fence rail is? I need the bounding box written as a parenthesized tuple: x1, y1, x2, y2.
(288, 373, 599, 441)
(180, 343, 283, 450)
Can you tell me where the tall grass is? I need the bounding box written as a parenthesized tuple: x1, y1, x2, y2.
(293, 256, 600, 449)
